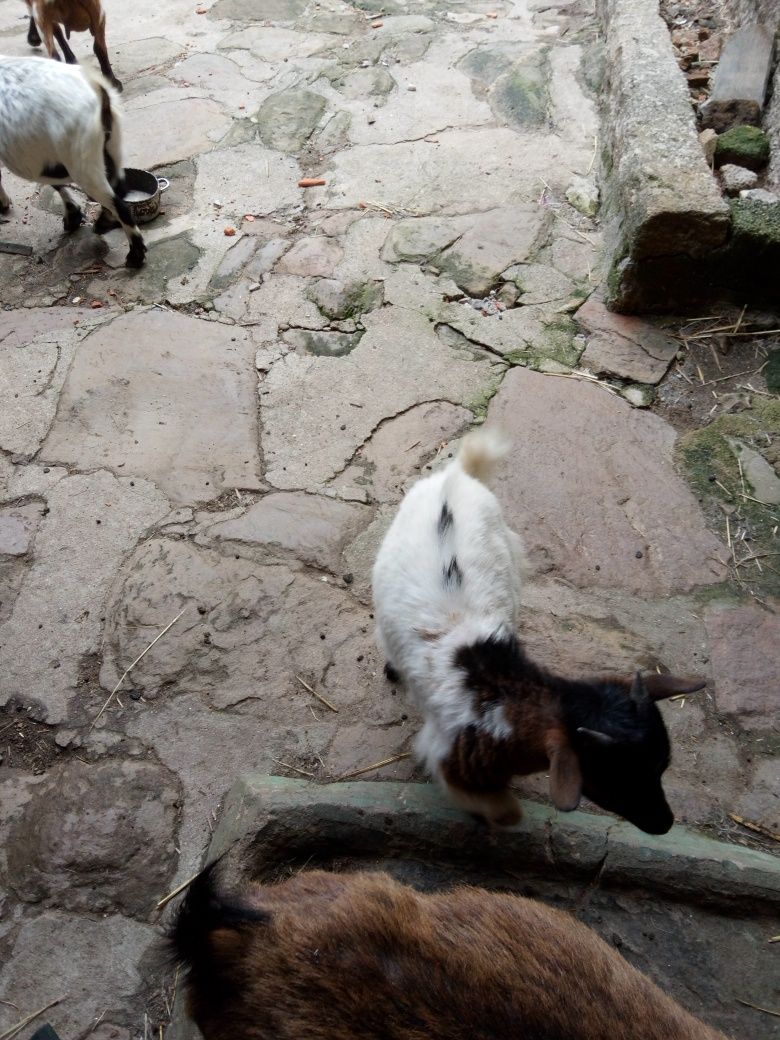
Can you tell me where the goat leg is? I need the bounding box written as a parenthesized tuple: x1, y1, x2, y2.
(27, 14, 41, 47)
(91, 17, 122, 92)
(53, 24, 78, 64)
(0, 170, 11, 213)
(54, 185, 84, 232)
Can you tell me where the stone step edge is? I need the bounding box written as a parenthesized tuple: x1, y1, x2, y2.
(207, 775, 780, 913)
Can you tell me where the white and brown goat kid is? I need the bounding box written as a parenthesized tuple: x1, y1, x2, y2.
(171, 860, 728, 1040)
(372, 430, 705, 833)
(25, 0, 122, 91)
(0, 57, 145, 268)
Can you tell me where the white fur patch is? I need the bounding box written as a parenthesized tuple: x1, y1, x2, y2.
(373, 443, 527, 778)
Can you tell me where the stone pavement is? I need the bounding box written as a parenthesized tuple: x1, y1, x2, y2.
(0, 0, 777, 1036)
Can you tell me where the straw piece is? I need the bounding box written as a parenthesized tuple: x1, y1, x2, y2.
(155, 870, 201, 911)
(295, 674, 338, 713)
(729, 813, 780, 843)
(0, 996, 65, 1040)
(735, 999, 780, 1018)
(270, 756, 316, 778)
(91, 608, 187, 729)
(334, 751, 411, 781)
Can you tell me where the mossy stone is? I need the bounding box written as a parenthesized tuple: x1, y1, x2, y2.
(729, 198, 780, 248)
(714, 126, 770, 172)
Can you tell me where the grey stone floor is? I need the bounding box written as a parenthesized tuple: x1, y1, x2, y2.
(0, 0, 777, 1036)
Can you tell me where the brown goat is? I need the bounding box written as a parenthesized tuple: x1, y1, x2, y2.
(25, 0, 122, 91)
(173, 863, 729, 1040)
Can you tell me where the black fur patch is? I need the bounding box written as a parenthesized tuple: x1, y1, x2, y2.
(98, 85, 113, 134)
(438, 502, 454, 537)
(443, 556, 462, 587)
(40, 162, 69, 180)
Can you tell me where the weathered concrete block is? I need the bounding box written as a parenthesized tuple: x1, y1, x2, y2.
(700, 24, 776, 132)
(208, 776, 780, 911)
(597, 0, 729, 294)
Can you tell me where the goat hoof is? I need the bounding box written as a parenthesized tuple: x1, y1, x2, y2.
(125, 241, 146, 269)
(111, 78, 123, 93)
(63, 209, 84, 233)
(384, 662, 400, 684)
(27, 30, 41, 46)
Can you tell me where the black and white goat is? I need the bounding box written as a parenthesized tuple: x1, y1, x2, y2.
(372, 429, 705, 832)
(0, 56, 145, 267)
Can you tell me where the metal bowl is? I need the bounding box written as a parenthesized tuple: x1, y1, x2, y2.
(121, 168, 170, 224)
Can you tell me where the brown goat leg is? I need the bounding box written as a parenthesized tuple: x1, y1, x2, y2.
(53, 23, 77, 63)
(91, 19, 122, 92)
(39, 20, 62, 61)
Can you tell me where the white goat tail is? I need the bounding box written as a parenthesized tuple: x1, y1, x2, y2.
(457, 428, 510, 486)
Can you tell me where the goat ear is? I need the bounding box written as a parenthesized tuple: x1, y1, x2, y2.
(643, 674, 707, 702)
(545, 731, 582, 812)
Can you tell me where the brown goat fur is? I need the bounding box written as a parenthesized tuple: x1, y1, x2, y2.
(173, 863, 728, 1040)
(25, 0, 122, 91)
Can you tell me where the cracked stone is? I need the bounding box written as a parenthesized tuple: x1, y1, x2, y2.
(194, 143, 302, 223)
(577, 295, 679, 384)
(436, 206, 550, 296)
(735, 758, 779, 833)
(337, 66, 396, 99)
(489, 52, 550, 129)
(211, 0, 306, 19)
(0, 913, 153, 1040)
(255, 89, 327, 153)
(307, 278, 384, 321)
(347, 61, 491, 147)
(259, 305, 494, 489)
(507, 262, 578, 309)
(0, 472, 169, 723)
(277, 237, 344, 277)
(0, 307, 101, 456)
(488, 367, 729, 593)
(41, 310, 263, 503)
(282, 328, 363, 357)
(0, 503, 42, 556)
(705, 603, 779, 729)
(337, 401, 473, 503)
(381, 216, 468, 263)
(206, 492, 371, 571)
(123, 97, 232, 169)
(327, 129, 571, 214)
(209, 234, 259, 291)
(101, 539, 370, 713)
(458, 45, 515, 87)
(4, 759, 180, 915)
(442, 307, 581, 368)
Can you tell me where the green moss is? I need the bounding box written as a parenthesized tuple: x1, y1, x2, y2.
(676, 400, 780, 594)
(467, 372, 505, 420)
(715, 125, 770, 171)
(729, 199, 780, 248)
(765, 350, 780, 395)
(490, 55, 550, 130)
(503, 317, 583, 369)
